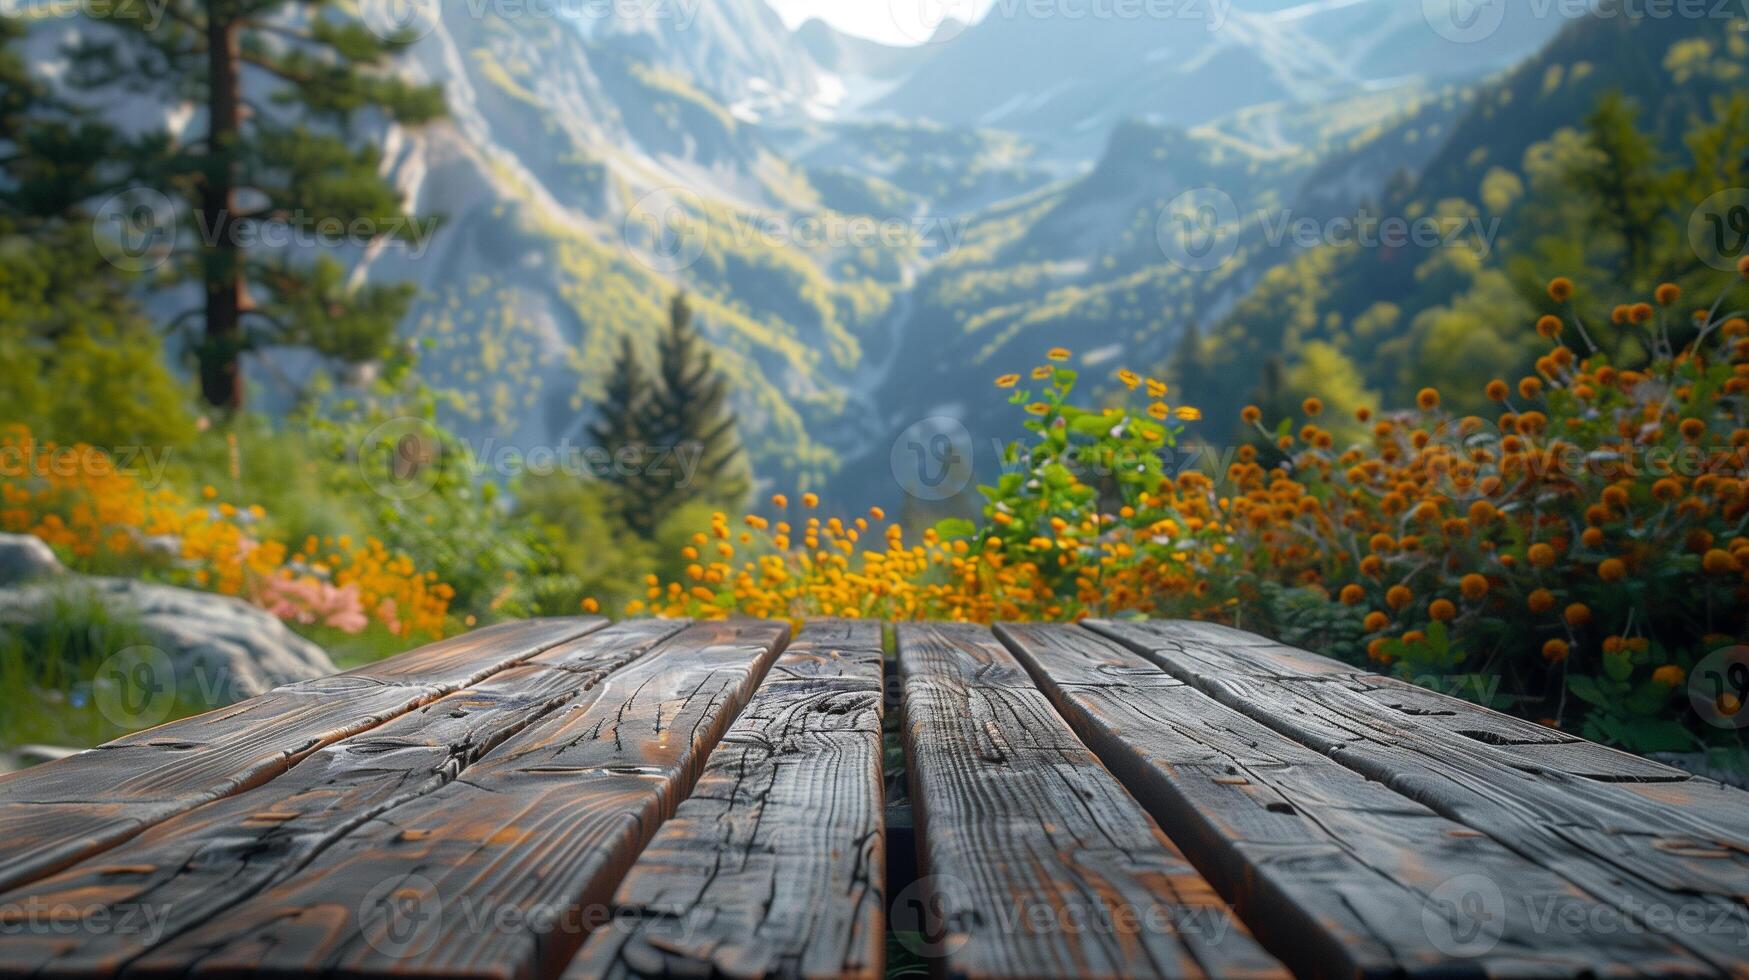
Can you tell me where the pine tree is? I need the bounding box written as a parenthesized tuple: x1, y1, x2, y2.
(587, 335, 652, 531)
(64, 2, 446, 409)
(637, 292, 746, 525)
(1, 15, 116, 222)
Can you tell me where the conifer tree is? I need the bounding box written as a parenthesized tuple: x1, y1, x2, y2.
(637, 292, 746, 526)
(588, 335, 653, 531)
(65, 1, 446, 409)
(1, 15, 116, 222)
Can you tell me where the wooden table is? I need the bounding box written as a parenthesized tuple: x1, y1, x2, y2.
(0, 618, 1744, 979)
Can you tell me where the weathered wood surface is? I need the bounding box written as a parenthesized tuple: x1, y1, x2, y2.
(1091, 619, 1749, 978)
(0, 618, 606, 896)
(997, 623, 1711, 978)
(0, 620, 689, 977)
(5, 616, 1746, 980)
(567, 620, 887, 980)
(106, 619, 788, 980)
(897, 622, 1285, 980)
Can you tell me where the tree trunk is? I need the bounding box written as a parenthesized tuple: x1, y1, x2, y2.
(199, 12, 244, 410)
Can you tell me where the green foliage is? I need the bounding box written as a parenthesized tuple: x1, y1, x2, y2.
(62, 1, 445, 408)
(0, 224, 196, 450)
(589, 293, 748, 537)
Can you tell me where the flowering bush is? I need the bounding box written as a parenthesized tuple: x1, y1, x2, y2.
(632, 276, 1749, 753)
(0, 426, 453, 639)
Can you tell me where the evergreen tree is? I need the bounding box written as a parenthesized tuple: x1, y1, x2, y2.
(587, 335, 652, 530)
(64, 1, 446, 409)
(589, 335, 649, 458)
(1, 15, 116, 222)
(637, 293, 746, 527)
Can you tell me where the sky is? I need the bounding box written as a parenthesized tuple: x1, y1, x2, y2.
(763, 0, 996, 45)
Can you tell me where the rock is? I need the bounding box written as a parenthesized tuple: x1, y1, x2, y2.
(0, 533, 64, 586)
(0, 577, 338, 704)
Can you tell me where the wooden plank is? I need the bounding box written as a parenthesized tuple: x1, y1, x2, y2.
(0, 620, 689, 978)
(998, 623, 1712, 979)
(897, 622, 1284, 980)
(119, 619, 789, 980)
(1092, 619, 1749, 978)
(566, 620, 887, 980)
(0, 618, 605, 895)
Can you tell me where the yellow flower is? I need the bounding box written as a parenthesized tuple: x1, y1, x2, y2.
(1032, 366, 1054, 380)
(1047, 347, 1071, 362)
(996, 374, 1021, 389)
(1148, 403, 1170, 420)
(1027, 403, 1051, 416)
(1116, 369, 1141, 390)
(1174, 407, 1202, 422)
(802, 493, 820, 509)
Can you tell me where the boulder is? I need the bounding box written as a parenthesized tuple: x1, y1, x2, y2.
(0, 577, 337, 703)
(0, 533, 64, 586)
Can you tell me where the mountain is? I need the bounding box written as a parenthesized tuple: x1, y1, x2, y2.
(874, 0, 1575, 154)
(1175, 9, 1749, 435)
(14, 0, 1637, 510)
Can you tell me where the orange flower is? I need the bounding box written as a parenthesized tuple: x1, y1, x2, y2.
(1564, 603, 1591, 627)
(1543, 639, 1571, 664)
(1364, 611, 1389, 632)
(1417, 388, 1441, 410)
(1429, 599, 1456, 622)
(1528, 589, 1556, 614)
(1598, 558, 1628, 582)
(1548, 277, 1574, 302)
(1303, 398, 1324, 417)
(1655, 283, 1681, 306)
(1703, 549, 1739, 575)
(1536, 315, 1563, 338)
(1527, 543, 1557, 567)
(1459, 574, 1490, 600)
(1652, 665, 1686, 687)
(1385, 585, 1412, 610)
(1241, 405, 1263, 425)
(1485, 379, 1510, 402)
(1339, 584, 1366, 606)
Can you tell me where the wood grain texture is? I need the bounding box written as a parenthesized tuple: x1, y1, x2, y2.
(1091, 619, 1749, 978)
(0, 618, 605, 896)
(0, 620, 689, 977)
(567, 620, 887, 980)
(897, 622, 1284, 980)
(997, 623, 1712, 979)
(120, 619, 789, 980)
